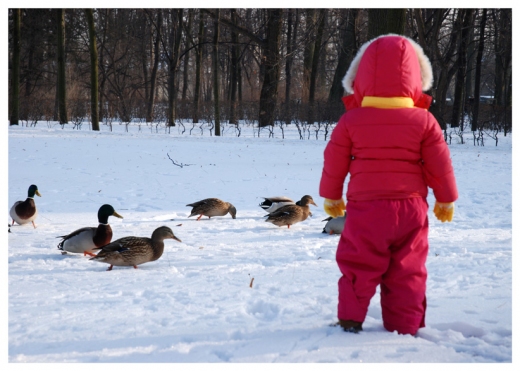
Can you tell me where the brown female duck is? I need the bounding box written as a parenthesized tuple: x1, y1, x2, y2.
(90, 226, 181, 271)
(10, 184, 41, 228)
(186, 198, 237, 220)
(265, 195, 317, 228)
(57, 204, 123, 256)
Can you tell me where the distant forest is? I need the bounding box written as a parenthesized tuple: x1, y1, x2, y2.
(8, 9, 512, 137)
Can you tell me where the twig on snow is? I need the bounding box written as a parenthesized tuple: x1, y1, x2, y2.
(167, 153, 194, 168)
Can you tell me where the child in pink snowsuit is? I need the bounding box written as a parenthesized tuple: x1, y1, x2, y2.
(319, 34, 458, 335)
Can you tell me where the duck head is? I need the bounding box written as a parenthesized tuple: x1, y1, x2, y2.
(152, 226, 182, 243)
(228, 204, 237, 219)
(299, 195, 317, 207)
(28, 184, 41, 198)
(97, 204, 123, 224)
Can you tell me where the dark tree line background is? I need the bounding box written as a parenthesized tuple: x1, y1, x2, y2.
(8, 8, 512, 141)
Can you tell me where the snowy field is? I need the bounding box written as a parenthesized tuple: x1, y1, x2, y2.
(6, 121, 514, 364)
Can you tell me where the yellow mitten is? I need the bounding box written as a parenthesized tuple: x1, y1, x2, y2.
(324, 198, 346, 218)
(433, 201, 454, 222)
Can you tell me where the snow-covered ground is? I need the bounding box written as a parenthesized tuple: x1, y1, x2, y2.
(6, 121, 513, 363)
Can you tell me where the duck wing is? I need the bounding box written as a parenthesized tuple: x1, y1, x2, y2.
(57, 226, 96, 240)
(186, 199, 212, 208)
(94, 236, 146, 253)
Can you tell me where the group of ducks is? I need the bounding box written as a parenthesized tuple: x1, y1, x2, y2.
(9, 185, 346, 271)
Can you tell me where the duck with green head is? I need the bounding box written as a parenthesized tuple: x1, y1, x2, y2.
(57, 204, 123, 257)
(90, 226, 182, 271)
(10, 184, 41, 228)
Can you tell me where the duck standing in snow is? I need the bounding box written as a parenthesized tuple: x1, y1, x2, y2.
(57, 204, 123, 257)
(10, 184, 41, 228)
(322, 213, 346, 235)
(186, 198, 237, 220)
(90, 226, 181, 271)
(265, 195, 317, 228)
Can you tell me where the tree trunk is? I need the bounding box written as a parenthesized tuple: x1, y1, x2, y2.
(213, 9, 221, 136)
(140, 12, 149, 105)
(9, 9, 20, 125)
(471, 9, 487, 132)
(229, 9, 239, 125)
(284, 9, 298, 125)
(193, 12, 204, 124)
(182, 9, 193, 101)
(302, 9, 316, 103)
(57, 9, 68, 124)
(166, 9, 183, 127)
(450, 9, 474, 129)
(493, 9, 512, 107)
(328, 9, 358, 105)
(309, 9, 326, 103)
(85, 9, 99, 131)
(258, 9, 283, 127)
(308, 9, 326, 124)
(146, 9, 162, 123)
(415, 9, 461, 130)
(98, 9, 109, 123)
(368, 9, 406, 39)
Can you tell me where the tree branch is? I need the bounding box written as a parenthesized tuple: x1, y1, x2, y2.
(167, 153, 194, 168)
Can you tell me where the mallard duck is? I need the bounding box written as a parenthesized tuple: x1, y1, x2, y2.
(322, 214, 346, 235)
(259, 196, 305, 213)
(259, 196, 294, 210)
(10, 184, 41, 228)
(89, 226, 181, 271)
(265, 195, 317, 228)
(186, 198, 237, 220)
(57, 204, 123, 257)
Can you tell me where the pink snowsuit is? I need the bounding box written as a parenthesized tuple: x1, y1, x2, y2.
(319, 35, 458, 335)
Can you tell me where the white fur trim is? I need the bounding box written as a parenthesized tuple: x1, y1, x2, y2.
(342, 33, 433, 94)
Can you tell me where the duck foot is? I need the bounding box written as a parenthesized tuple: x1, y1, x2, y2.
(83, 251, 97, 257)
(133, 265, 138, 269)
(196, 214, 203, 221)
(107, 265, 113, 271)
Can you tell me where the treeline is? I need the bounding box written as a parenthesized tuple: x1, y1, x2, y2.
(8, 9, 512, 136)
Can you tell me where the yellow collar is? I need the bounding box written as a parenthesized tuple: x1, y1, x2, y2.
(361, 96, 414, 109)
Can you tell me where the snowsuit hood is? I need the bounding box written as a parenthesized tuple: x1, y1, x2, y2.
(341, 34, 433, 110)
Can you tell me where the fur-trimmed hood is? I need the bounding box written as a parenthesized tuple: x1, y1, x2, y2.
(341, 34, 433, 107)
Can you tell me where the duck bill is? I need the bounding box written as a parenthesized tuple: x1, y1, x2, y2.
(311, 200, 317, 206)
(35, 190, 42, 197)
(112, 211, 124, 219)
(173, 236, 182, 243)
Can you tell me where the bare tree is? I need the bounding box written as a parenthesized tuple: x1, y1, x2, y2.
(471, 9, 488, 133)
(368, 9, 406, 39)
(146, 9, 162, 123)
(450, 9, 474, 132)
(213, 9, 221, 136)
(328, 9, 359, 105)
(9, 9, 21, 125)
(85, 9, 99, 130)
(56, 9, 68, 124)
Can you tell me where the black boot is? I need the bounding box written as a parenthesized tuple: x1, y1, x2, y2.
(338, 319, 363, 333)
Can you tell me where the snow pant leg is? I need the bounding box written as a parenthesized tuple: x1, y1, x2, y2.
(336, 200, 395, 323)
(380, 197, 429, 335)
